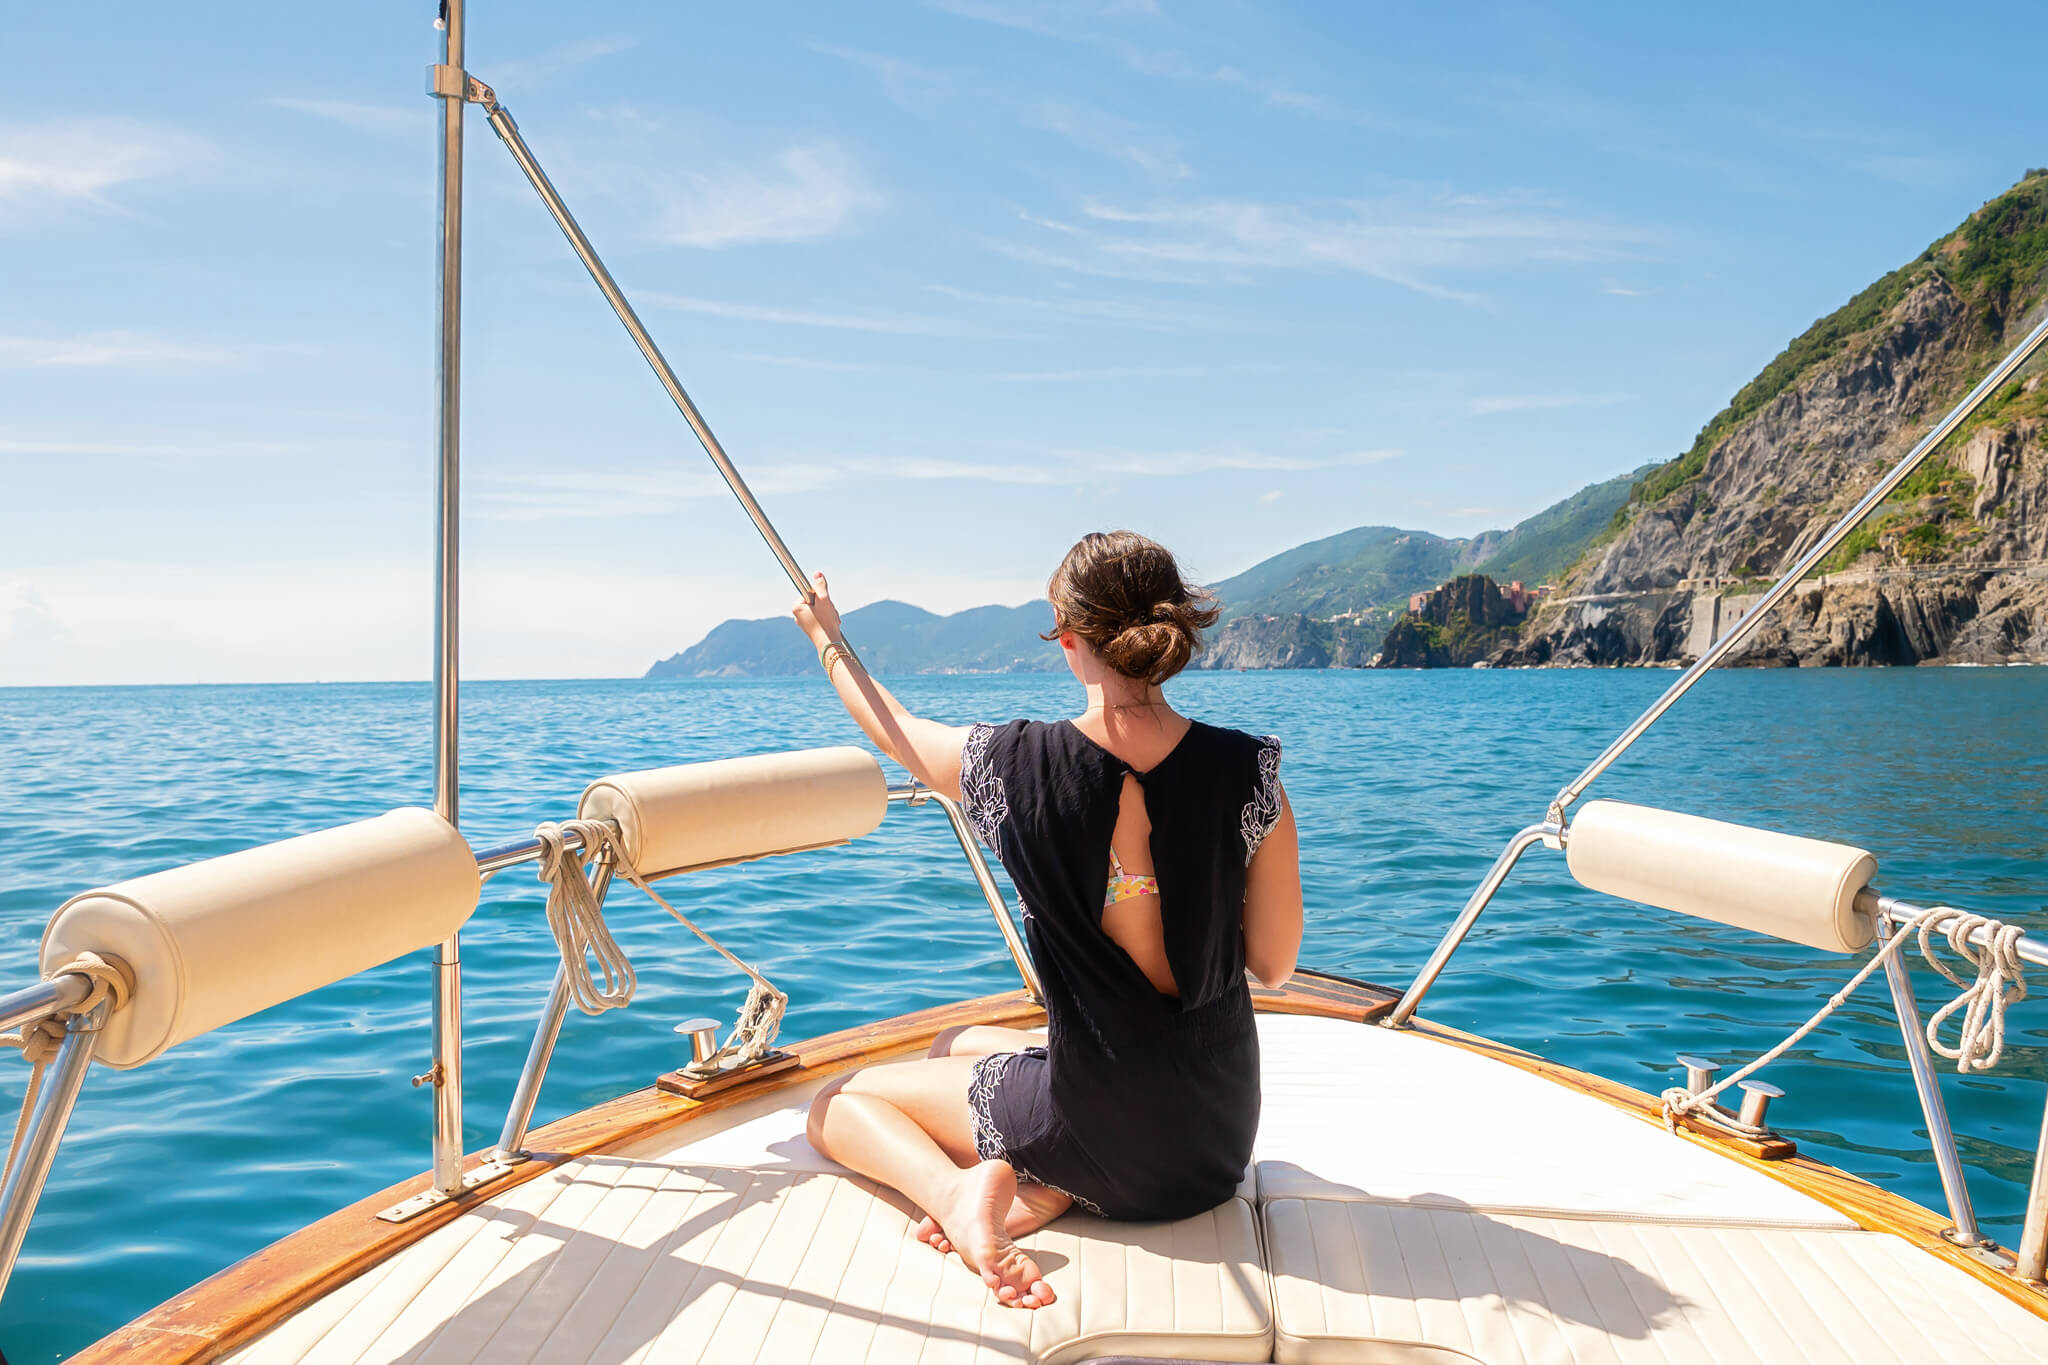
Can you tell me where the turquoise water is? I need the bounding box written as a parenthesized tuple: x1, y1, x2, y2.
(0, 669, 2043, 1360)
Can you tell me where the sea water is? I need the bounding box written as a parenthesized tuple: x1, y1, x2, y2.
(0, 669, 2043, 1360)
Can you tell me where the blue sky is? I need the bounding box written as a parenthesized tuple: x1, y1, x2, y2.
(3, 1, 2043, 685)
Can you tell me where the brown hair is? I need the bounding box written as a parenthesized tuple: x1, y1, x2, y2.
(1041, 531, 1221, 684)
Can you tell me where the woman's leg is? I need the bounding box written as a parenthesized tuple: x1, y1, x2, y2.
(906, 1033, 1072, 1255)
(928, 1025, 1048, 1059)
(808, 1057, 1056, 1308)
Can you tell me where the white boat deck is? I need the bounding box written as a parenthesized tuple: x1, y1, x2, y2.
(227, 1013, 2048, 1364)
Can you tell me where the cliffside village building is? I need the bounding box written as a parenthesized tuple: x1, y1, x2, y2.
(1407, 580, 1550, 614)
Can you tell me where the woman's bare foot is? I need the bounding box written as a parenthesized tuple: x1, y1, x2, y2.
(932, 1160, 1056, 1308)
(918, 1179, 1072, 1255)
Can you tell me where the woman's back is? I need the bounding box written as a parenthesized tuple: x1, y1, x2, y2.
(960, 715, 1283, 1218)
(1073, 706, 1187, 996)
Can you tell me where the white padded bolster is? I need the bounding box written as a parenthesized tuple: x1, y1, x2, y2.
(1566, 800, 1876, 954)
(41, 807, 478, 1069)
(578, 746, 886, 879)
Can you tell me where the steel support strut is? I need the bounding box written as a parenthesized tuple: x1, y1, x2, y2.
(0, 1000, 108, 1300)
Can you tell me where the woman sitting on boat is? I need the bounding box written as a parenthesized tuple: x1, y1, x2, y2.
(794, 530, 1304, 1310)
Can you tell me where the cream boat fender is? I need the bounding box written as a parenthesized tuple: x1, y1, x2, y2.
(41, 807, 478, 1068)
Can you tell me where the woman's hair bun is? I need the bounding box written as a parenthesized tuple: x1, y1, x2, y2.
(1042, 532, 1221, 685)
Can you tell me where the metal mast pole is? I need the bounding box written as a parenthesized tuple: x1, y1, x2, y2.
(429, 0, 466, 1197)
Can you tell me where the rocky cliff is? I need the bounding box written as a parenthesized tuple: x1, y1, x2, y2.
(1375, 575, 1530, 668)
(1503, 172, 2048, 668)
(1199, 612, 1384, 669)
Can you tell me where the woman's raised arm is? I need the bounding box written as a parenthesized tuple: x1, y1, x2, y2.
(793, 572, 971, 798)
(1242, 787, 1302, 988)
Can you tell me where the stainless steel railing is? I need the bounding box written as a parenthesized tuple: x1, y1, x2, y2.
(483, 780, 1038, 1165)
(1387, 806, 2048, 1272)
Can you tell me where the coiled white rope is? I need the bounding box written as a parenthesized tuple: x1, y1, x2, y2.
(530, 818, 786, 1066)
(1917, 909, 2028, 1072)
(534, 821, 636, 1015)
(1662, 905, 2029, 1139)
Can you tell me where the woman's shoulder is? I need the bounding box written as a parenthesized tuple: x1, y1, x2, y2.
(964, 717, 1079, 766)
(1184, 719, 1282, 765)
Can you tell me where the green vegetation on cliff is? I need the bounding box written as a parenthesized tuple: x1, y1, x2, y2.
(1628, 170, 2048, 515)
(1207, 526, 1461, 622)
(1469, 464, 1656, 587)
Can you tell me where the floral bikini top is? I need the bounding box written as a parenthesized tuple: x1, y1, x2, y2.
(1103, 848, 1160, 908)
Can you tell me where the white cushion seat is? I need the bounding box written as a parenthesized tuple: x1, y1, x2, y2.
(1263, 1197, 2048, 1364)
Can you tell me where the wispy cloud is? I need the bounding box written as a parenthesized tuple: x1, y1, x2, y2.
(264, 98, 415, 138)
(492, 35, 636, 86)
(1467, 392, 1623, 414)
(1599, 280, 1649, 297)
(0, 433, 383, 458)
(729, 352, 910, 373)
(477, 468, 820, 521)
(1853, 153, 1956, 189)
(724, 353, 1263, 383)
(986, 362, 1271, 382)
(1750, 120, 1960, 191)
(819, 41, 1192, 178)
(478, 441, 1396, 520)
(924, 0, 1162, 39)
(1121, 49, 1453, 135)
(0, 118, 204, 214)
(641, 291, 1002, 337)
(1086, 445, 1403, 476)
(0, 332, 309, 371)
(925, 284, 1227, 330)
(1028, 99, 1189, 179)
(653, 143, 880, 247)
(812, 43, 962, 108)
(999, 189, 1649, 299)
(924, 0, 1437, 133)
(478, 456, 1060, 520)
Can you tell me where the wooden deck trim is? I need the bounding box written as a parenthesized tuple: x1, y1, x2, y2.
(71, 968, 2041, 1360)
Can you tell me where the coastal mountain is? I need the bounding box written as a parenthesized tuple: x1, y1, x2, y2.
(1194, 464, 1651, 669)
(647, 600, 1058, 678)
(644, 469, 1645, 678)
(1503, 171, 2048, 668)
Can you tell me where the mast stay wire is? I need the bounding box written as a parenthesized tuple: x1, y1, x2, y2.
(454, 76, 819, 608)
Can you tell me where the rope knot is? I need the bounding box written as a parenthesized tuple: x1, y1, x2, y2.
(61, 950, 135, 1019)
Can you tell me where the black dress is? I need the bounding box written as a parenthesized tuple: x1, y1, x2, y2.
(959, 717, 1284, 1221)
